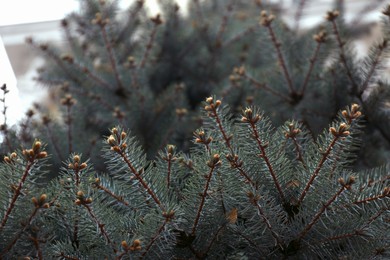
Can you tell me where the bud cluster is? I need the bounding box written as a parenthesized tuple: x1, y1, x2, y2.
(284, 123, 301, 138)
(31, 194, 50, 209)
(4, 152, 18, 164)
(92, 12, 110, 26)
(338, 176, 355, 190)
(194, 130, 213, 146)
(247, 191, 261, 205)
(121, 239, 142, 251)
(61, 94, 77, 107)
(260, 10, 275, 26)
(75, 190, 93, 206)
(106, 127, 128, 153)
(341, 103, 362, 124)
(204, 97, 222, 114)
(22, 141, 48, 162)
(207, 154, 222, 168)
(150, 14, 163, 25)
(313, 30, 327, 43)
(325, 10, 339, 21)
(241, 108, 261, 124)
(68, 154, 88, 172)
(329, 123, 350, 138)
(162, 210, 175, 221)
(162, 145, 178, 162)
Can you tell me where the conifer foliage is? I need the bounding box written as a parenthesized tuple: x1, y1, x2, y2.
(0, 99, 389, 259)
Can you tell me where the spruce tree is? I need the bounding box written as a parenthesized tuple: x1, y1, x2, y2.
(0, 99, 388, 259)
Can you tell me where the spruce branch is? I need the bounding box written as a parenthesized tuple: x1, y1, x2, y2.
(191, 153, 220, 235)
(327, 10, 358, 92)
(92, 13, 125, 93)
(297, 176, 354, 240)
(360, 39, 387, 93)
(0, 84, 12, 152)
(0, 194, 49, 257)
(260, 11, 296, 95)
(0, 141, 47, 230)
(107, 128, 164, 210)
(299, 30, 326, 95)
(243, 108, 286, 202)
(61, 94, 76, 155)
(236, 67, 293, 102)
(205, 97, 255, 187)
(139, 14, 162, 69)
(91, 178, 130, 207)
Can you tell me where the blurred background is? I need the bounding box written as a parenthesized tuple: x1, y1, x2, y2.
(0, 0, 386, 125)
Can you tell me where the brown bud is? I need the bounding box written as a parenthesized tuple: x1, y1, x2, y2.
(42, 203, 50, 209)
(33, 141, 41, 152)
(151, 14, 163, 25)
(77, 190, 84, 197)
(121, 240, 128, 249)
(206, 97, 213, 104)
(37, 151, 48, 159)
(107, 135, 116, 146)
(73, 155, 80, 163)
(325, 10, 339, 21)
(31, 197, 38, 206)
(4, 156, 11, 164)
(39, 194, 47, 203)
(80, 163, 87, 170)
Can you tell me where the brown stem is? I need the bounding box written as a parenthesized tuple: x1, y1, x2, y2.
(298, 136, 339, 204)
(79, 64, 115, 90)
(291, 137, 307, 169)
(0, 206, 40, 256)
(266, 24, 295, 94)
(243, 72, 293, 102)
(141, 219, 168, 258)
(254, 201, 284, 248)
(83, 204, 117, 254)
(0, 161, 34, 230)
(118, 150, 164, 210)
(299, 40, 322, 95)
(192, 165, 215, 235)
(95, 183, 130, 206)
(249, 121, 286, 202)
(360, 44, 385, 93)
(298, 186, 346, 240)
(209, 106, 255, 187)
(294, 0, 307, 31)
(215, 3, 233, 47)
(139, 24, 159, 69)
(100, 25, 124, 92)
(330, 20, 357, 91)
(353, 194, 389, 205)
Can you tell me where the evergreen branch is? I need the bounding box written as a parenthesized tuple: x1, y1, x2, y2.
(26, 39, 81, 84)
(222, 24, 257, 48)
(191, 155, 219, 235)
(66, 104, 73, 154)
(0, 84, 12, 152)
(215, 2, 233, 47)
(353, 188, 390, 205)
(205, 99, 255, 187)
(42, 120, 64, 162)
(75, 62, 115, 91)
(298, 135, 339, 204)
(93, 180, 130, 207)
(31, 235, 44, 260)
(139, 16, 162, 69)
(328, 16, 358, 92)
(246, 113, 285, 202)
(291, 137, 307, 170)
(254, 201, 284, 249)
(230, 226, 264, 255)
(299, 35, 324, 95)
(294, 0, 307, 31)
(140, 218, 169, 258)
(0, 160, 35, 230)
(0, 206, 40, 256)
(116, 149, 163, 210)
(261, 12, 295, 94)
(202, 224, 226, 257)
(82, 203, 117, 254)
(241, 71, 293, 102)
(360, 40, 387, 93)
(99, 23, 125, 93)
(297, 185, 346, 240)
